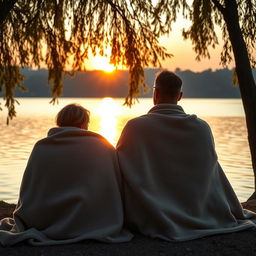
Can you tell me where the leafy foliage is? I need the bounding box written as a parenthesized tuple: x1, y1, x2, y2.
(1, 0, 256, 123)
(0, 0, 171, 121)
(155, 0, 256, 67)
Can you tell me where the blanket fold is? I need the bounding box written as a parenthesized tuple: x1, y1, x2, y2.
(0, 127, 132, 246)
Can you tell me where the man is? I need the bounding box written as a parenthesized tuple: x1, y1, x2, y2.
(117, 70, 256, 241)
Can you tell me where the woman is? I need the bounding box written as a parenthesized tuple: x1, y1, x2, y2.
(0, 104, 132, 246)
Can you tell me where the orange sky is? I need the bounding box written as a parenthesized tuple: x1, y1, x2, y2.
(87, 41, 228, 72)
(158, 16, 233, 72)
(88, 16, 235, 72)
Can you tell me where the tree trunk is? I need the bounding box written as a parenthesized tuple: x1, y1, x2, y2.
(0, 0, 17, 26)
(223, 0, 256, 200)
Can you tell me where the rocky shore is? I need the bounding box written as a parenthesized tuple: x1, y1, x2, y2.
(1, 200, 256, 256)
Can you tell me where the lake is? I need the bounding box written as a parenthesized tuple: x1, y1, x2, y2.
(0, 98, 253, 203)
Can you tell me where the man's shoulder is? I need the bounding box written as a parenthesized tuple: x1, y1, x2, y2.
(125, 114, 151, 127)
(123, 112, 212, 134)
(190, 116, 213, 135)
(196, 117, 211, 128)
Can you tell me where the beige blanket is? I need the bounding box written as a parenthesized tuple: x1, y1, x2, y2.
(0, 127, 132, 246)
(117, 104, 256, 241)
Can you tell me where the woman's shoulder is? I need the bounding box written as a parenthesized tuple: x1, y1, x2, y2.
(32, 127, 113, 149)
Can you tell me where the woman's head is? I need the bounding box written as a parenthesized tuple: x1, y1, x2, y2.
(56, 104, 90, 130)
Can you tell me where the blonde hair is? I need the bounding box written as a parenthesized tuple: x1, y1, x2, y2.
(56, 104, 90, 129)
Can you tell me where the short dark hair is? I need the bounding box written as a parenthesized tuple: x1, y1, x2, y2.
(154, 70, 182, 98)
(56, 103, 90, 129)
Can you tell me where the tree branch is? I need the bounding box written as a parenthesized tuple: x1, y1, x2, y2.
(0, 0, 17, 26)
(105, 0, 127, 22)
(211, 0, 225, 15)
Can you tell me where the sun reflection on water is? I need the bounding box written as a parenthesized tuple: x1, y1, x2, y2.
(0, 98, 253, 203)
(97, 97, 120, 145)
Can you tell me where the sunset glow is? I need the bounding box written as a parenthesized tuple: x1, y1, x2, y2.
(87, 15, 225, 72)
(97, 97, 120, 145)
(90, 55, 116, 72)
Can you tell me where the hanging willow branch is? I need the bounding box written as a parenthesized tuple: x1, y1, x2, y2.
(0, 0, 172, 122)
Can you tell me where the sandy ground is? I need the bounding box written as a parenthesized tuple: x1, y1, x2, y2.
(1, 200, 256, 256)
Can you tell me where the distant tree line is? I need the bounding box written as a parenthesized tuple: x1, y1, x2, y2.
(2, 68, 255, 99)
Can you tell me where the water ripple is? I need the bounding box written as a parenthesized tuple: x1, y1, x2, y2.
(0, 99, 253, 203)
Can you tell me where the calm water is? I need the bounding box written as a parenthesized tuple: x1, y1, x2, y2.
(0, 98, 253, 203)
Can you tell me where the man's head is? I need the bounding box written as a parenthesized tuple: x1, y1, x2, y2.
(56, 103, 90, 130)
(153, 70, 183, 105)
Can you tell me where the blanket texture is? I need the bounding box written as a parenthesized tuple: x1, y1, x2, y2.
(0, 127, 132, 246)
(117, 104, 256, 241)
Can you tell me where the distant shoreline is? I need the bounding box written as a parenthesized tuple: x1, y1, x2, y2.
(1, 96, 242, 98)
(2, 68, 252, 98)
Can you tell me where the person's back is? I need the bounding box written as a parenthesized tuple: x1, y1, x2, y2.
(117, 71, 256, 241)
(0, 104, 132, 246)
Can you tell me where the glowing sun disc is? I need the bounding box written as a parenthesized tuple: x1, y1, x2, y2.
(92, 56, 115, 72)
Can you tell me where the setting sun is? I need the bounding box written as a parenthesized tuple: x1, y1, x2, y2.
(91, 55, 116, 73)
